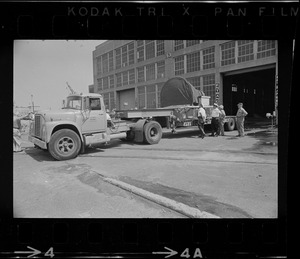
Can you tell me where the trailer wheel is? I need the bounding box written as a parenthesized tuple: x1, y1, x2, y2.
(144, 121, 162, 144)
(49, 129, 81, 160)
(225, 117, 236, 131)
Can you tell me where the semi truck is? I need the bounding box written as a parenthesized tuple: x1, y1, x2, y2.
(28, 77, 236, 161)
(115, 76, 236, 135)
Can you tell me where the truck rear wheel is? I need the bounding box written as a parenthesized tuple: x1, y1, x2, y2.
(143, 121, 162, 144)
(225, 117, 236, 131)
(49, 129, 81, 161)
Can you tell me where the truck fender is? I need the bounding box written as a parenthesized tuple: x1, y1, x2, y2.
(131, 119, 147, 143)
(45, 121, 83, 144)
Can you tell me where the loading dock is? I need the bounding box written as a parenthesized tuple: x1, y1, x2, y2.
(222, 66, 276, 117)
(117, 88, 135, 110)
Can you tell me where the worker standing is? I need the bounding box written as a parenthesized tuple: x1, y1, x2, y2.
(197, 104, 206, 139)
(236, 102, 248, 137)
(218, 105, 226, 136)
(210, 103, 221, 137)
(106, 109, 115, 129)
(13, 113, 23, 152)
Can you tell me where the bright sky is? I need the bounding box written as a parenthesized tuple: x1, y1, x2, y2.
(14, 40, 106, 111)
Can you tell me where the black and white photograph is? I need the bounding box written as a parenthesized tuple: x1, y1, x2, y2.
(13, 40, 279, 218)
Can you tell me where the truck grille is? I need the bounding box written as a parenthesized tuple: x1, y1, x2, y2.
(34, 115, 42, 138)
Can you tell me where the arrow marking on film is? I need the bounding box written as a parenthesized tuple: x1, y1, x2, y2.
(153, 247, 178, 258)
(14, 246, 41, 258)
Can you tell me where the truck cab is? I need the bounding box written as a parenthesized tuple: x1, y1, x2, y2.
(28, 93, 129, 161)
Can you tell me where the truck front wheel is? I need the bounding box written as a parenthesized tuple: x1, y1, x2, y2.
(49, 129, 81, 160)
(144, 121, 162, 144)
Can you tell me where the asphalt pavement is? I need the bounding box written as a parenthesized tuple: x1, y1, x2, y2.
(14, 119, 278, 218)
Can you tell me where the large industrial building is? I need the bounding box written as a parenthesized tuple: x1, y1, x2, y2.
(90, 40, 277, 117)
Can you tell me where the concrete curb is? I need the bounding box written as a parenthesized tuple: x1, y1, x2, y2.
(91, 170, 220, 218)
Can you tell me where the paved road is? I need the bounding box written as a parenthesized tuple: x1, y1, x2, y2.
(14, 123, 277, 218)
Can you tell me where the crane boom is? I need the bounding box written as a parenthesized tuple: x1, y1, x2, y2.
(66, 82, 76, 94)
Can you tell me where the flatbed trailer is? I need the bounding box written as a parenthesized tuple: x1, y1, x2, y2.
(115, 105, 237, 133)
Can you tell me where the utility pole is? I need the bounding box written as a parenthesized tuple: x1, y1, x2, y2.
(31, 95, 34, 112)
(29, 95, 39, 112)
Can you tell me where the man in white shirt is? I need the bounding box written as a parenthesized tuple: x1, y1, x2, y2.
(197, 104, 206, 138)
(106, 109, 115, 129)
(211, 103, 221, 137)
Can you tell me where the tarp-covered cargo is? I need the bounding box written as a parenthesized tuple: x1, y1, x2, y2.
(160, 77, 205, 107)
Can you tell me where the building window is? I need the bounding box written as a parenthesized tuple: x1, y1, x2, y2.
(103, 92, 115, 111)
(146, 85, 156, 108)
(186, 40, 200, 47)
(89, 85, 94, 93)
(174, 40, 184, 51)
(238, 40, 254, 63)
(122, 45, 128, 67)
(109, 92, 115, 110)
(115, 48, 121, 69)
(186, 76, 201, 91)
(116, 73, 122, 87)
(138, 86, 146, 109)
(122, 71, 129, 86)
(221, 41, 236, 66)
(108, 51, 114, 72)
(187, 51, 201, 73)
(203, 46, 215, 70)
(175, 55, 185, 75)
(96, 56, 102, 75)
(103, 93, 109, 109)
(146, 63, 155, 81)
(257, 40, 276, 59)
(137, 66, 145, 82)
(137, 40, 145, 62)
(203, 74, 215, 105)
(103, 77, 109, 90)
(157, 83, 164, 108)
(156, 40, 165, 56)
(115, 42, 136, 69)
(156, 61, 165, 79)
(102, 53, 109, 73)
(145, 40, 155, 60)
(129, 69, 135, 85)
(97, 78, 103, 92)
(109, 75, 114, 89)
(128, 42, 135, 65)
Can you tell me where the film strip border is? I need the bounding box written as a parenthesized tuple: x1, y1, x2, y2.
(0, 219, 286, 258)
(0, 2, 298, 39)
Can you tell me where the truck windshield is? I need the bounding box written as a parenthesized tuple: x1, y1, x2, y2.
(64, 96, 82, 110)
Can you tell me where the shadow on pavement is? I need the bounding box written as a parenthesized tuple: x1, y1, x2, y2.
(243, 129, 278, 153)
(162, 128, 203, 139)
(24, 147, 56, 162)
